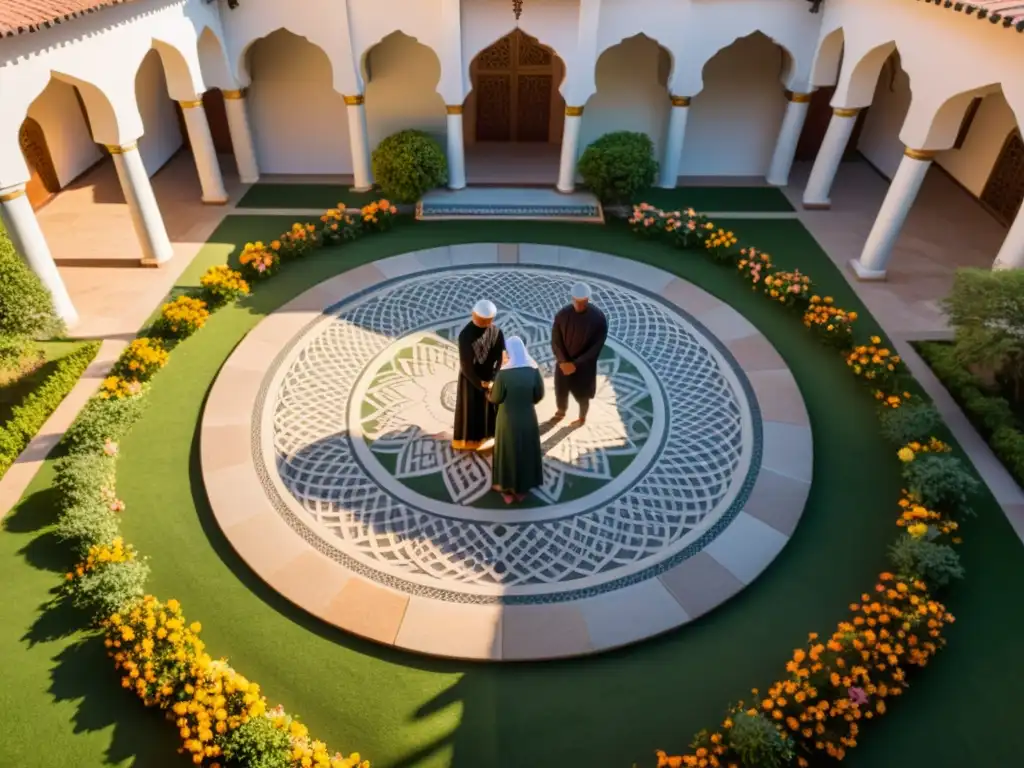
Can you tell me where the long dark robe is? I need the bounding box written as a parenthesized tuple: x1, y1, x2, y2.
(551, 304, 609, 400)
(453, 321, 505, 450)
(489, 367, 545, 494)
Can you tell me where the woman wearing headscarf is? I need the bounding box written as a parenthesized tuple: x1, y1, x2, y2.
(488, 336, 545, 504)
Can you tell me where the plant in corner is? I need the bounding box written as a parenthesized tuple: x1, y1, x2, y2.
(577, 130, 658, 204)
(371, 129, 448, 203)
(0, 227, 65, 375)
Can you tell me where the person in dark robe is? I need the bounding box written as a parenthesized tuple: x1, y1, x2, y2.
(489, 336, 545, 504)
(453, 299, 505, 451)
(551, 282, 608, 426)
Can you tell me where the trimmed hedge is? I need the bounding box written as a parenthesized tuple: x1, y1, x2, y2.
(0, 341, 100, 477)
(917, 340, 1024, 487)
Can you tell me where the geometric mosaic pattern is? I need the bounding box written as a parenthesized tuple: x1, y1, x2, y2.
(355, 322, 653, 506)
(264, 267, 757, 600)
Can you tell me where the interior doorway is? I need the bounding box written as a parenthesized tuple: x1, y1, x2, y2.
(981, 130, 1024, 227)
(19, 118, 61, 210)
(469, 30, 565, 143)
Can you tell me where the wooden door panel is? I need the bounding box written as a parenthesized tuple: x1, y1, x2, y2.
(19, 118, 59, 210)
(981, 131, 1024, 226)
(476, 74, 512, 142)
(515, 74, 552, 142)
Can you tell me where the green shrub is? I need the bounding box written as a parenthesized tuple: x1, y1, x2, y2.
(54, 452, 116, 508)
(577, 131, 658, 204)
(65, 556, 149, 623)
(62, 391, 147, 455)
(878, 401, 942, 445)
(943, 268, 1024, 399)
(902, 454, 980, 517)
(0, 230, 64, 342)
(888, 533, 965, 587)
(727, 711, 794, 768)
(371, 130, 448, 203)
(219, 715, 293, 768)
(55, 500, 121, 558)
(0, 342, 100, 476)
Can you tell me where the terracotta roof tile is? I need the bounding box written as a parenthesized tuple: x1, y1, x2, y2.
(0, 1, 137, 38)
(917, 0, 1024, 31)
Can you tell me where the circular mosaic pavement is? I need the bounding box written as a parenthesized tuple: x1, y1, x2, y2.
(201, 244, 813, 661)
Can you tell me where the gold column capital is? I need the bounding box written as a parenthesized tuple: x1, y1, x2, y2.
(904, 147, 936, 161)
(833, 107, 860, 118)
(343, 94, 365, 106)
(446, 105, 463, 115)
(178, 99, 204, 109)
(670, 95, 691, 107)
(106, 143, 138, 155)
(785, 90, 813, 104)
(222, 89, 246, 100)
(0, 186, 26, 203)
(565, 105, 584, 117)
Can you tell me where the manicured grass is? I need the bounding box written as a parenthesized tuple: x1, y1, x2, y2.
(236, 183, 382, 210)
(635, 185, 795, 213)
(2, 216, 1022, 768)
(0, 340, 93, 424)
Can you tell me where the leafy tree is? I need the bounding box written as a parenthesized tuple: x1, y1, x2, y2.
(943, 268, 1024, 399)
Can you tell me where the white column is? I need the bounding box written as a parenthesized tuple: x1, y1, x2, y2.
(993, 206, 1024, 270)
(222, 89, 260, 184)
(803, 108, 860, 209)
(0, 185, 78, 326)
(766, 91, 812, 187)
(851, 148, 934, 280)
(557, 106, 584, 193)
(658, 96, 691, 189)
(344, 94, 374, 192)
(446, 105, 467, 190)
(109, 143, 174, 266)
(179, 99, 228, 204)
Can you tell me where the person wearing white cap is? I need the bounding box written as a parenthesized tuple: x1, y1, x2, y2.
(452, 299, 505, 451)
(487, 336, 545, 504)
(551, 281, 607, 426)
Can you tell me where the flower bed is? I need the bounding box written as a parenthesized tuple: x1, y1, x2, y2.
(628, 203, 979, 768)
(55, 201, 396, 768)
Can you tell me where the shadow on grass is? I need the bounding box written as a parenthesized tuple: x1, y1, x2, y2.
(49, 634, 186, 766)
(186, 404, 459, 676)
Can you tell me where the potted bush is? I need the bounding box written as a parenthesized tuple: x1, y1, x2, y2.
(577, 130, 658, 204)
(371, 129, 448, 203)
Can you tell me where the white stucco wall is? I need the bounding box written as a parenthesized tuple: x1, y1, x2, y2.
(135, 50, 185, 177)
(856, 54, 911, 180)
(937, 91, 1018, 197)
(246, 30, 353, 174)
(579, 35, 670, 158)
(680, 33, 788, 176)
(364, 33, 448, 149)
(25, 80, 103, 187)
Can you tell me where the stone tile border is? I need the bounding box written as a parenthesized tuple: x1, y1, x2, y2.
(200, 245, 813, 661)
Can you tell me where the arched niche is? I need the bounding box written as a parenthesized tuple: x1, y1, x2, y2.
(580, 34, 671, 159)
(244, 30, 351, 175)
(363, 31, 446, 150)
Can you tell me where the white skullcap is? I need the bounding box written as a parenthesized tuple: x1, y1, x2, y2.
(472, 299, 497, 319)
(571, 282, 592, 300)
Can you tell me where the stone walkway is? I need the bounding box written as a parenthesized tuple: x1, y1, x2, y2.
(202, 246, 811, 660)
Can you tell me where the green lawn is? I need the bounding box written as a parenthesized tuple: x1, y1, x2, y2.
(1, 216, 1021, 768)
(236, 183, 383, 210)
(0, 340, 92, 424)
(634, 186, 794, 213)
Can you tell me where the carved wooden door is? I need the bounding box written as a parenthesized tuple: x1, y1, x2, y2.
(474, 30, 554, 142)
(981, 131, 1024, 227)
(19, 118, 60, 210)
